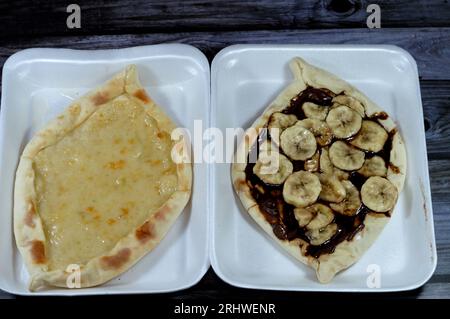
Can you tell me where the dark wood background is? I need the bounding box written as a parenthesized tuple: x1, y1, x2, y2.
(0, 0, 449, 300)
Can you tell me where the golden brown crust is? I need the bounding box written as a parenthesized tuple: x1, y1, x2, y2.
(231, 57, 407, 283)
(29, 240, 46, 264)
(100, 249, 132, 270)
(135, 221, 156, 244)
(14, 65, 192, 291)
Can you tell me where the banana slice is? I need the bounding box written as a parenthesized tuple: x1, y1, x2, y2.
(268, 112, 297, 144)
(306, 223, 338, 246)
(329, 141, 365, 171)
(319, 148, 334, 174)
(357, 156, 387, 177)
(294, 203, 334, 230)
(302, 102, 329, 120)
(280, 123, 317, 161)
(318, 173, 346, 203)
(326, 105, 362, 139)
(334, 168, 350, 181)
(253, 152, 293, 185)
(332, 95, 365, 117)
(361, 176, 398, 212)
(319, 148, 349, 180)
(283, 171, 321, 207)
(305, 203, 335, 230)
(304, 151, 319, 172)
(350, 120, 388, 152)
(297, 119, 333, 146)
(330, 180, 361, 216)
(293, 207, 314, 227)
(268, 112, 298, 131)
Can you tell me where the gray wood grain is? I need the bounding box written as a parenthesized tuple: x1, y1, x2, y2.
(1, 28, 450, 80)
(422, 81, 450, 158)
(170, 268, 450, 299)
(1, 0, 450, 38)
(429, 159, 450, 279)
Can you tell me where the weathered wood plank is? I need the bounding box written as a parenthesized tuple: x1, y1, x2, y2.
(1, 0, 450, 38)
(169, 268, 449, 299)
(0, 291, 14, 299)
(422, 81, 450, 159)
(415, 281, 450, 299)
(428, 159, 450, 277)
(1, 28, 450, 80)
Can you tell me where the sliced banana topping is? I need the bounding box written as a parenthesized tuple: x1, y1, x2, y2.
(357, 156, 387, 177)
(268, 112, 297, 144)
(329, 141, 365, 171)
(326, 105, 362, 139)
(283, 171, 321, 207)
(280, 123, 317, 161)
(304, 203, 335, 230)
(350, 120, 388, 152)
(268, 112, 298, 131)
(304, 151, 319, 172)
(253, 152, 293, 185)
(319, 148, 349, 180)
(332, 95, 365, 117)
(306, 223, 338, 246)
(319, 148, 334, 174)
(318, 173, 346, 203)
(293, 207, 314, 227)
(297, 119, 333, 146)
(361, 176, 398, 212)
(330, 180, 361, 216)
(294, 203, 335, 230)
(302, 102, 329, 120)
(334, 168, 350, 181)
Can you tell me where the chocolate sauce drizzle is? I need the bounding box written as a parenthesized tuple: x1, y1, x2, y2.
(245, 87, 395, 258)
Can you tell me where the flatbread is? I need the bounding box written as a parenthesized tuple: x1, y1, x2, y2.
(231, 58, 406, 283)
(14, 65, 192, 291)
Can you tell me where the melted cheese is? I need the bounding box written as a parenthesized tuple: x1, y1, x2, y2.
(34, 95, 177, 270)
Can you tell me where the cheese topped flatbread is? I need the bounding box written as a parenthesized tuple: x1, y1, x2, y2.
(14, 65, 192, 290)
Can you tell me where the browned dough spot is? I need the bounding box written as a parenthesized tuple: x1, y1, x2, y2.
(389, 163, 401, 174)
(155, 205, 170, 221)
(100, 248, 131, 270)
(91, 92, 109, 106)
(135, 221, 156, 243)
(134, 89, 151, 103)
(30, 240, 46, 264)
(233, 178, 247, 192)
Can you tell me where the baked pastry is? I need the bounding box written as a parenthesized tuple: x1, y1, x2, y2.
(231, 58, 406, 283)
(14, 65, 192, 290)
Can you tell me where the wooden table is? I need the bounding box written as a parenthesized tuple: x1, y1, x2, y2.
(1, 0, 449, 299)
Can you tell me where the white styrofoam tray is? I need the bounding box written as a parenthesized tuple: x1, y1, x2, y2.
(210, 45, 437, 292)
(0, 44, 210, 295)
